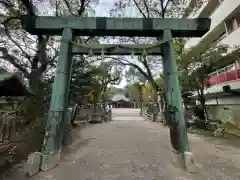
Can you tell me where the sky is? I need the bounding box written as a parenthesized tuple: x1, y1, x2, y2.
(95, 0, 128, 88)
(42, 0, 161, 88)
(1, 0, 166, 88)
(43, 0, 133, 88)
(2, 0, 191, 89)
(91, 0, 139, 88)
(95, 0, 114, 16)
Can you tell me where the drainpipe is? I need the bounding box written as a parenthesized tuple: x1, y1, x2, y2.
(223, 20, 228, 36)
(235, 61, 238, 79)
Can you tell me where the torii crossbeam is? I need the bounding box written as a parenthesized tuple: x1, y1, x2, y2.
(20, 16, 210, 173)
(71, 43, 165, 55)
(21, 16, 210, 37)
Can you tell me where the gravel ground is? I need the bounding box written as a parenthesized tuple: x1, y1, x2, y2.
(3, 109, 240, 180)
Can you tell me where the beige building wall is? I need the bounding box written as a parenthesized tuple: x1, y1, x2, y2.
(206, 96, 240, 133)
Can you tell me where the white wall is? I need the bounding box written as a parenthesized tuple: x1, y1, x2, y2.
(205, 80, 240, 95)
(205, 96, 240, 105)
(185, 0, 240, 49)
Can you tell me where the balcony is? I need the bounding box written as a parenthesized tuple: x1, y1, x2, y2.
(219, 26, 240, 53)
(204, 0, 240, 32)
(188, 0, 209, 18)
(205, 69, 240, 86)
(185, 0, 240, 49)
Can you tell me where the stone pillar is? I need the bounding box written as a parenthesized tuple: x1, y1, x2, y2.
(157, 91, 163, 122)
(162, 30, 195, 172)
(41, 28, 73, 171)
(139, 85, 143, 115)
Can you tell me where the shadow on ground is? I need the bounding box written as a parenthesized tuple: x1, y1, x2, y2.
(61, 123, 96, 159)
(189, 130, 240, 148)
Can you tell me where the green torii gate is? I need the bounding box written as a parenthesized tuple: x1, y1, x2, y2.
(21, 16, 210, 172)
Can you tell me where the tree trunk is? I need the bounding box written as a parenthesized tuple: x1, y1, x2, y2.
(29, 69, 42, 93)
(150, 83, 164, 122)
(197, 89, 208, 120)
(102, 86, 107, 113)
(70, 103, 80, 126)
(25, 68, 45, 120)
(162, 91, 168, 124)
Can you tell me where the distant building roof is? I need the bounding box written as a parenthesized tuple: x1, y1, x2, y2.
(111, 93, 130, 102)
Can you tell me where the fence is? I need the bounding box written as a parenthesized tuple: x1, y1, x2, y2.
(0, 111, 17, 152)
(142, 102, 160, 121)
(205, 69, 240, 86)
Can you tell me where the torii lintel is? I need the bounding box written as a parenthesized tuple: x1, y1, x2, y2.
(20, 16, 211, 37)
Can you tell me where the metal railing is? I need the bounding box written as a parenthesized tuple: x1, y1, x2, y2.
(141, 102, 160, 121)
(205, 68, 240, 86)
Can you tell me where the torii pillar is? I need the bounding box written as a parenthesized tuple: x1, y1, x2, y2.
(41, 28, 73, 171)
(162, 30, 194, 171)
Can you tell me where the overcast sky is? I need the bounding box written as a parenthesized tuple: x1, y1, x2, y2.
(94, 0, 138, 88)
(96, 0, 125, 88)
(42, 0, 149, 88)
(95, 0, 113, 16)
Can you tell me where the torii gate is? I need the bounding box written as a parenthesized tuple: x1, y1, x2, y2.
(21, 16, 210, 172)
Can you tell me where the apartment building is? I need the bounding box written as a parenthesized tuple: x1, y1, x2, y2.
(185, 0, 240, 129)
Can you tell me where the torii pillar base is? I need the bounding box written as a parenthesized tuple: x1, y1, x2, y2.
(171, 149, 196, 172)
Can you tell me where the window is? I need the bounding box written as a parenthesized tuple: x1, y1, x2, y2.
(218, 31, 226, 40)
(212, 31, 226, 44)
(225, 19, 234, 32)
(226, 13, 240, 32)
(236, 15, 240, 27)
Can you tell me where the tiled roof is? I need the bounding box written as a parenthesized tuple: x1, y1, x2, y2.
(0, 71, 35, 96)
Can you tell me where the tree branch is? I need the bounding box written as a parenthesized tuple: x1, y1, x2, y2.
(19, 0, 36, 16)
(84, 36, 95, 43)
(0, 0, 14, 8)
(114, 58, 149, 81)
(3, 23, 31, 59)
(160, 0, 164, 18)
(0, 47, 29, 78)
(163, 0, 171, 16)
(78, 0, 86, 15)
(148, 7, 162, 16)
(63, 0, 74, 15)
(36, 35, 48, 70)
(143, 0, 150, 18)
(132, 0, 147, 18)
(141, 56, 156, 85)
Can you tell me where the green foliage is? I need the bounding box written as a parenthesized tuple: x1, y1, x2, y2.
(177, 42, 231, 118)
(97, 61, 122, 85)
(68, 58, 123, 104)
(18, 84, 50, 120)
(125, 66, 146, 83)
(111, 0, 192, 18)
(125, 72, 165, 103)
(95, 61, 122, 101)
(69, 56, 101, 103)
(125, 83, 141, 102)
(179, 44, 229, 93)
(155, 73, 165, 91)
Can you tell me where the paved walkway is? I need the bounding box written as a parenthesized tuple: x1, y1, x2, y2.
(3, 108, 240, 179)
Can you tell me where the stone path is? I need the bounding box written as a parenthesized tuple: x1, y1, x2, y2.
(3, 108, 240, 179)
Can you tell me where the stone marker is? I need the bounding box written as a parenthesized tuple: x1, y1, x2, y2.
(25, 152, 41, 176)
